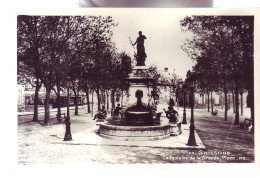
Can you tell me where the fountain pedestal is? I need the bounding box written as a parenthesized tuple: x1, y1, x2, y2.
(126, 66, 154, 106)
(121, 66, 155, 126)
(96, 63, 182, 140)
(96, 48, 182, 140)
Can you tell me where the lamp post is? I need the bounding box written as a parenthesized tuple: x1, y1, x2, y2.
(182, 84, 187, 124)
(64, 77, 72, 141)
(187, 80, 197, 146)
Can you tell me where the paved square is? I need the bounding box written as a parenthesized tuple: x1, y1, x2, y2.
(53, 123, 206, 150)
(18, 106, 254, 164)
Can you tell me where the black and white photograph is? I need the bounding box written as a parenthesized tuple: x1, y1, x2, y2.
(15, 7, 258, 166)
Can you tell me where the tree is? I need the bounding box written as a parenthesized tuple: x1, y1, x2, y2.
(108, 52, 132, 109)
(180, 16, 254, 125)
(18, 15, 118, 124)
(18, 16, 46, 122)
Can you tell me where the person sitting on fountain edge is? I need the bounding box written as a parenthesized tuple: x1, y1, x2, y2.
(164, 105, 179, 123)
(113, 104, 122, 116)
(93, 105, 107, 120)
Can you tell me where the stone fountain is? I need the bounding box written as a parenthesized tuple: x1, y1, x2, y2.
(97, 32, 181, 141)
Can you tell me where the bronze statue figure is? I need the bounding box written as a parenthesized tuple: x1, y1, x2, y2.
(132, 31, 147, 66)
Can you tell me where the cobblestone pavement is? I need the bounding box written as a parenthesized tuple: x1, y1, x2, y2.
(18, 106, 254, 164)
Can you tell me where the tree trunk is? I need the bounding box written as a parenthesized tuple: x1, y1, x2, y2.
(73, 89, 79, 115)
(202, 94, 205, 110)
(86, 88, 90, 113)
(232, 91, 235, 113)
(106, 90, 109, 111)
(44, 86, 51, 125)
(121, 90, 124, 106)
(211, 91, 214, 114)
(56, 84, 61, 119)
(91, 92, 94, 117)
(102, 90, 106, 108)
(221, 95, 224, 110)
(224, 88, 228, 121)
(249, 55, 254, 131)
(234, 82, 240, 125)
(240, 91, 243, 116)
(207, 92, 210, 112)
(248, 89, 254, 131)
(228, 94, 231, 110)
(32, 81, 40, 122)
(111, 90, 115, 110)
(75, 97, 79, 115)
(96, 87, 100, 111)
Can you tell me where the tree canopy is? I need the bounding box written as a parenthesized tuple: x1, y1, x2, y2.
(17, 15, 132, 124)
(180, 16, 254, 125)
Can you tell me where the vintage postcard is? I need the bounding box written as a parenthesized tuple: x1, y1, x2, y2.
(15, 7, 259, 169)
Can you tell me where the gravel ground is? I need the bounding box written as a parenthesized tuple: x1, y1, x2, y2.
(18, 105, 254, 164)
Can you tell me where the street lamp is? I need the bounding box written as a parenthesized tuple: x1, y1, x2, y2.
(187, 80, 198, 146)
(182, 83, 187, 124)
(64, 76, 72, 141)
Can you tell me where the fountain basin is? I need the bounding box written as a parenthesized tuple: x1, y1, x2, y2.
(97, 120, 182, 141)
(127, 111, 150, 114)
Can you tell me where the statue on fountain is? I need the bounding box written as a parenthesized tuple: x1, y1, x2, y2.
(164, 105, 179, 123)
(132, 31, 147, 66)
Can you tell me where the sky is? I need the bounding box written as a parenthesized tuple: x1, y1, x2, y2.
(111, 9, 193, 79)
(82, 8, 195, 79)
(12, 8, 260, 79)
